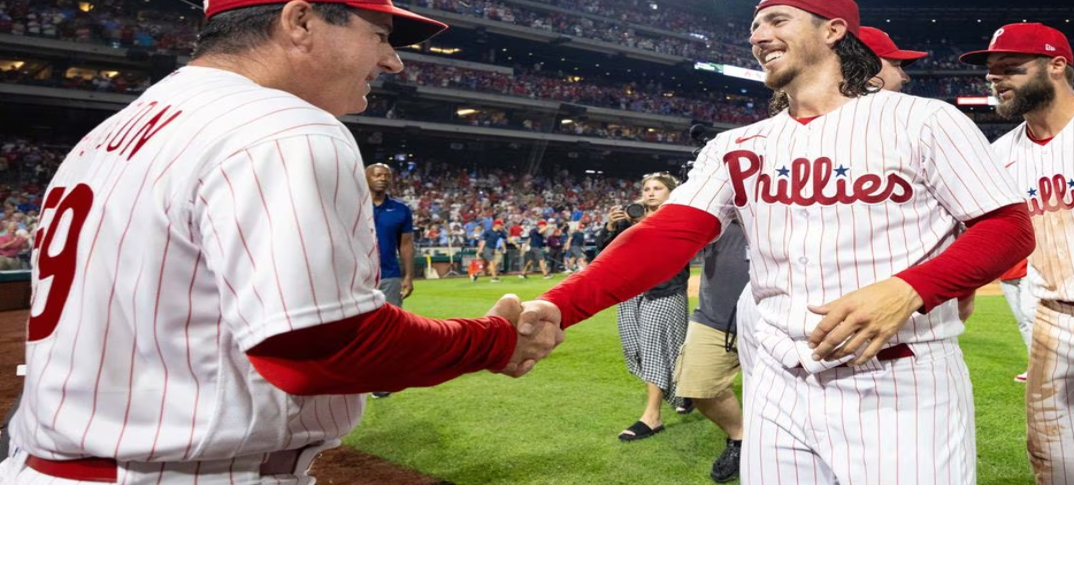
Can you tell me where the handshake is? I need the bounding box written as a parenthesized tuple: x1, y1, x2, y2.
(486, 294, 565, 377)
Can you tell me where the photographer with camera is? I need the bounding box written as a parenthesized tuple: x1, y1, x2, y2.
(597, 172, 692, 441)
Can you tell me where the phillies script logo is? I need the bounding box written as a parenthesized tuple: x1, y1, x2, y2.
(724, 150, 914, 207)
(1026, 174, 1074, 216)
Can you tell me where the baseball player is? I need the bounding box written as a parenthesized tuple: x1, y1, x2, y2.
(733, 24, 933, 392)
(0, 0, 561, 486)
(524, 0, 1034, 484)
(961, 23, 1074, 484)
(858, 26, 928, 92)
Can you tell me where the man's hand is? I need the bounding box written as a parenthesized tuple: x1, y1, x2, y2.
(957, 293, 975, 322)
(401, 277, 414, 300)
(606, 206, 628, 230)
(807, 277, 925, 366)
(486, 296, 565, 377)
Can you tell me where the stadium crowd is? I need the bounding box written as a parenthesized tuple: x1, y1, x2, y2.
(0, 138, 49, 270)
(388, 60, 769, 125)
(0, 0, 197, 53)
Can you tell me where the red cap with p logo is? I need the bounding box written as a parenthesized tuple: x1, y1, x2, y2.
(960, 23, 1072, 66)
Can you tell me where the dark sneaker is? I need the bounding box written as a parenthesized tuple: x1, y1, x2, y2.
(710, 438, 741, 483)
(371, 392, 391, 399)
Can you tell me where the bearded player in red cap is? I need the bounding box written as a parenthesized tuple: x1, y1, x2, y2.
(518, 0, 1034, 484)
(0, 0, 563, 485)
(962, 23, 1074, 485)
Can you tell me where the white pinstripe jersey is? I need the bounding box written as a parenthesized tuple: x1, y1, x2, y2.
(13, 66, 384, 462)
(668, 90, 1024, 372)
(992, 116, 1074, 302)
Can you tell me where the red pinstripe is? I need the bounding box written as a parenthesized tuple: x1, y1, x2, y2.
(245, 148, 295, 332)
(180, 232, 204, 461)
(78, 139, 175, 448)
(311, 138, 347, 319)
(785, 371, 802, 485)
(198, 195, 255, 330)
(147, 223, 174, 461)
(112, 259, 147, 458)
(275, 140, 325, 325)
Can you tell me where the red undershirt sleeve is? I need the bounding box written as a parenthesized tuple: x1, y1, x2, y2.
(245, 304, 517, 396)
(540, 204, 722, 329)
(894, 203, 1035, 312)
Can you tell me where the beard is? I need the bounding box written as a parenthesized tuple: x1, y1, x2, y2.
(762, 40, 827, 92)
(764, 60, 796, 91)
(995, 68, 1056, 119)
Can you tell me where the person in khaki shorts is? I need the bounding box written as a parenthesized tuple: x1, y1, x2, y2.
(674, 220, 750, 483)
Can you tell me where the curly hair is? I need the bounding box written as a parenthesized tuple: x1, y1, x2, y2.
(768, 19, 882, 115)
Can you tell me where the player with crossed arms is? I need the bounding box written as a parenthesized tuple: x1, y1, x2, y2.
(961, 23, 1074, 484)
(0, 0, 561, 485)
(522, 0, 1034, 484)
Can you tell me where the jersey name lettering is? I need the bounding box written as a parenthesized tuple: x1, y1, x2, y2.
(723, 149, 914, 207)
(1027, 173, 1074, 216)
(94, 100, 182, 161)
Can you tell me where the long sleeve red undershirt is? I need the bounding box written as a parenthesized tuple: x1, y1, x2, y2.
(542, 204, 721, 329)
(246, 304, 517, 396)
(541, 202, 1034, 329)
(895, 203, 1035, 311)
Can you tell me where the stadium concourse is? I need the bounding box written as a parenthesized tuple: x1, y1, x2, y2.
(0, 0, 1069, 484)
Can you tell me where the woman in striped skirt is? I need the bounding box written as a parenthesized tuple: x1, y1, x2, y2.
(597, 172, 692, 441)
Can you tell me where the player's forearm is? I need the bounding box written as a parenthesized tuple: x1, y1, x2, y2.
(541, 204, 721, 329)
(894, 203, 1035, 312)
(246, 305, 517, 395)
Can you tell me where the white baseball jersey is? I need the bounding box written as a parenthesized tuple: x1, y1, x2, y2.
(993, 118, 1074, 302)
(11, 66, 383, 467)
(994, 116, 1074, 484)
(669, 90, 1024, 373)
(668, 90, 1022, 484)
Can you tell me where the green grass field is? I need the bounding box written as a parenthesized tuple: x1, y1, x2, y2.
(346, 274, 1034, 484)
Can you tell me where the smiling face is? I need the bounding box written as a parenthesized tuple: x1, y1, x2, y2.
(986, 54, 1055, 119)
(750, 6, 833, 91)
(307, 8, 404, 116)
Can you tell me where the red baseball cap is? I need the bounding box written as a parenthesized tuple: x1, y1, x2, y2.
(754, 0, 860, 36)
(859, 26, 928, 66)
(493, 219, 504, 226)
(537, 220, 547, 226)
(204, 0, 448, 47)
(960, 23, 1073, 66)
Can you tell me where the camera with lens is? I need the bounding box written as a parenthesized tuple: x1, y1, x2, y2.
(625, 202, 647, 220)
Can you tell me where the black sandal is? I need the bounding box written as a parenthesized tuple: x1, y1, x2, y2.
(618, 420, 665, 442)
(676, 398, 695, 415)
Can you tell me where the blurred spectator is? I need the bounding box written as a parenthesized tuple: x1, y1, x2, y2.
(0, 218, 29, 270)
